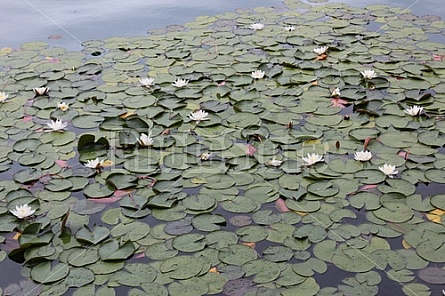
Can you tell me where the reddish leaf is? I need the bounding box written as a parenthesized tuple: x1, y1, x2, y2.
(359, 184, 378, 191)
(92, 189, 133, 203)
(134, 252, 145, 259)
(91, 195, 123, 203)
(113, 189, 133, 197)
(55, 160, 69, 168)
(398, 150, 410, 160)
(48, 34, 63, 40)
(22, 115, 33, 123)
(433, 54, 444, 61)
(330, 98, 348, 108)
(218, 81, 226, 86)
(45, 57, 60, 63)
(246, 144, 257, 156)
(275, 198, 290, 212)
(2, 233, 20, 252)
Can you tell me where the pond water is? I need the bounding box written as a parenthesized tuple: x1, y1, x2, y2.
(2, 0, 445, 50)
(1, 0, 445, 295)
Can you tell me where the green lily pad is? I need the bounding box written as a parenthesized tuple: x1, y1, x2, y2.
(172, 233, 206, 252)
(243, 259, 281, 284)
(332, 248, 376, 272)
(98, 240, 135, 261)
(30, 262, 69, 283)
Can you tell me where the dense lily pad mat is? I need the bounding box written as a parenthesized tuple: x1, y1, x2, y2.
(1, 0, 445, 295)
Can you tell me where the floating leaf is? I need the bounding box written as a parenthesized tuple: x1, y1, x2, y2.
(98, 240, 135, 261)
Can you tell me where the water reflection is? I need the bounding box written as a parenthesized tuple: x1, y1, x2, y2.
(1, 0, 445, 50)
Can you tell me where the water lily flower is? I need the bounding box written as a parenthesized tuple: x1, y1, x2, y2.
(0, 92, 9, 102)
(250, 23, 264, 30)
(268, 157, 282, 167)
(84, 158, 104, 169)
(10, 204, 35, 219)
(284, 25, 295, 32)
(313, 46, 328, 55)
(379, 163, 398, 178)
(251, 70, 265, 79)
(331, 88, 341, 97)
(189, 109, 209, 122)
(46, 119, 67, 131)
(404, 105, 423, 116)
(361, 69, 377, 79)
(33, 87, 49, 96)
(57, 102, 69, 111)
(200, 152, 211, 161)
(302, 153, 324, 166)
(354, 150, 372, 161)
(172, 78, 189, 87)
(138, 132, 154, 146)
(139, 77, 155, 87)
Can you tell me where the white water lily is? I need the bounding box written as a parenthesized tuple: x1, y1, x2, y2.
(84, 158, 104, 169)
(0, 91, 9, 102)
(200, 152, 211, 161)
(46, 119, 67, 131)
(354, 150, 372, 161)
(361, 69, 377, 79)
(189, 109, 209, 122)
(404, 105, 423, 116)
(33, 87, 49, 96)
(250, 23, 264, 30)
(302, 153, 324, 166)
(139, 77, 155, 87)
(268, 157, 282, 167)
(379, 163, 398, 178)
(313, 46, 328, 55)
(251, 70, 265, 79)
(331, 88, 341, 97)
(172, 78, 189, 87)
(284, 25, 295, 32)
(57, 102, 69, 111)
(10, 204, 35, 219)
(138, 132, 154, 146)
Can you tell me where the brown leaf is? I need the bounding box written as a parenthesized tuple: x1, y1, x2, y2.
(242, 242, 256, 249)
(60, 211, 69, 233)
(209, 267, 219, 273)
(315, 54, 327, 60)
(295, 211, 308, 217)
(363, 137, 374, 151)
(119, 109, 136, 119)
